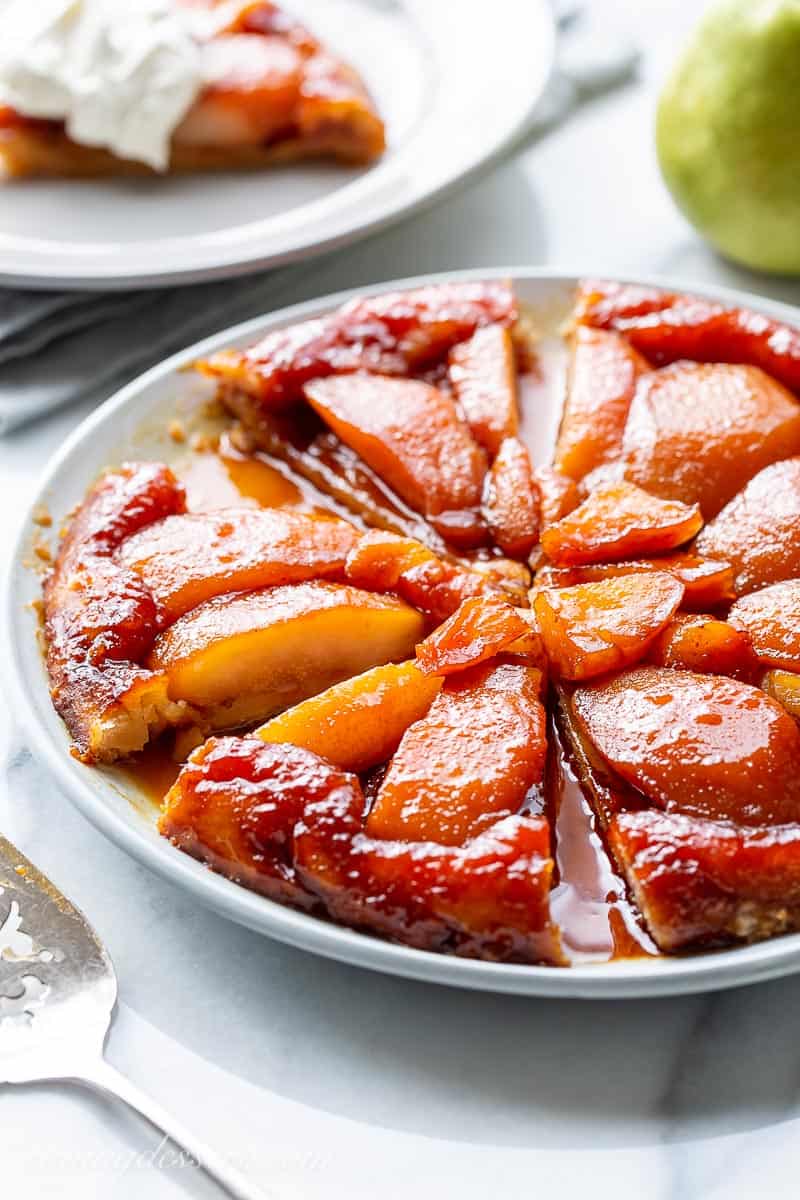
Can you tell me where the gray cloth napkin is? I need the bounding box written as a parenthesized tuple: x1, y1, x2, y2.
(0, 268, 315, 434)
(0, 5, 638, 436)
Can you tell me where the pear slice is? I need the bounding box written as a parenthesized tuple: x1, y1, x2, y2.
(533, 572, 684, 681)
(540, 481, 702, 566)
(448, 324, 519, 456)
(365, 662, 547, 846)
(729, 579, 800, 671)
(118, 507, 357, 624)
(761, 670, 800, 722)
(256, 661, 442, 772)
(554, 326, 647, 482)
(696, 458, 800, 596)
(304, 374, 486, 519)
(148, 581, 425, 730)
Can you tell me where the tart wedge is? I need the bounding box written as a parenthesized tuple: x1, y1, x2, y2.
(0, 1, 385, 179)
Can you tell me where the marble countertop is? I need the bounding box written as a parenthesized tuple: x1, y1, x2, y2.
(4, 2, 800, 1197)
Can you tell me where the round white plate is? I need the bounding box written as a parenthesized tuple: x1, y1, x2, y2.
(10, 268, 800, 998)
(0, 0, 554, 290)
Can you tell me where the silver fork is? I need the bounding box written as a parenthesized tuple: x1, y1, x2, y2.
(0, 834, 270, 1200)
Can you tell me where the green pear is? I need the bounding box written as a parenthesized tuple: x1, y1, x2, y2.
(657, 0, 800, 275)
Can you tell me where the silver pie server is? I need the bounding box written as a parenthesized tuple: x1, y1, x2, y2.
(0, 834, 270, 1200)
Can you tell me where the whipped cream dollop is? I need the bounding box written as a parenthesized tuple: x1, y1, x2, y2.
(0, 0, 207, 170)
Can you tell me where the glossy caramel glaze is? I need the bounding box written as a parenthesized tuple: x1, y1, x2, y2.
(119, 506, 358, 623)
(547, 717, 656, 962)
(223, 391, 462, 552)
(256, 661, 443, 774)
(729, 581, 800, 672)
(532, 554, 735, 611)
(415, 596, 540, 678)
(304, 374, 487, 529)
(541, 481, 702, 567)
(645, 613, 759, 682)
(45, 277, 800, 966)
(610, 811, 800, 952)
(148, 580, 425, 719)
(576, 279, 800, 395)
(696, 458, 800, 596)
(531, 464, 580, 530)
(365, 662, 547, 846)
(45, 439, 479, 762)
(618, 362, 800, 518)
(179, 437, 309, 511)
(533, 572, 684, 681)
(448, 325, 520, 456)
(762, 671, 800, 723)
(343, 530, 491, 623)
(161, 736, 357, 910)
(482, 437, 540, 559)
(557, 685, 800, 954)
(162, 736, 563, 963)
(572, 667, 800, 826)
(199, 281, 517, 410)
(299, 811, 562, 964)
(554, 326, 647, 482)
(43, 463, 187, 761)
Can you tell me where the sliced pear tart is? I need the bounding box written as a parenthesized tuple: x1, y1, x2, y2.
(42, 278, 800, 965)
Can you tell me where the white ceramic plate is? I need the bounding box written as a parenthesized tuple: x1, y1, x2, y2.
(0, 0, 554, 290)
(9, 268, 800, 998)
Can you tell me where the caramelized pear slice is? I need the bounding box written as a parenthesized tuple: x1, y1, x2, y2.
(574, 279, 679, 329)
(221, 390, 465, 554)
(256, 661, 442, 773)
(482, 437, 540, 559)
(46, 462, 186, 668)
(534, 573, 683, 681)
(448, 325, 519, 456)
(576, 280, 800, 396)
(344, 530, 488, 621)
(532, 554, 735, 611)
(43, 462, 188, 763)
(298, 810, 562, 964)
(119, 507, 358, 624)
(620, 363, 800, 518)
(695, 458, 800, 596)
(610, 811, 800, 952)
(729, 581, 800, 671)
(163, 735, 562, 964)
(646, 613, 758, 681)
(761, 671, 800, 722)
(416, 595, 542, 677)
(533, 465, 581, 529)
(304, 375, 486, 522)
(197, 281, 516, 409)
(148, 581, 425, 728)
(365, 663, 547, 846)
(572, 667, 800, 825)
(160, 735, 356, 909)
(541, 482, 702, 566)
(554, 326, 648, 481)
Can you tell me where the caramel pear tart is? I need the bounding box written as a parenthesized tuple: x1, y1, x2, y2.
(42, 279, 800, 966)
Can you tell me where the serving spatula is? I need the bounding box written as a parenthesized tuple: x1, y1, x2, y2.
(0, 834, 269, 1200)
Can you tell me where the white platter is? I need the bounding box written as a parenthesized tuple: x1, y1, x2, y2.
(0, 0, 554, 290)
(9, 267, 800, 998)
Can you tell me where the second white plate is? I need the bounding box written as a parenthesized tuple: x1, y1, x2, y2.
(0, 0, 555, 290)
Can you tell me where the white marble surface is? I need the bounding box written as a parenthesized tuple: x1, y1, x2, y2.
(5, 2, 800, 1197)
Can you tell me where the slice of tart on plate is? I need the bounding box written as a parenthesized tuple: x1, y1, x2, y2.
(0, 0, 385, 179)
